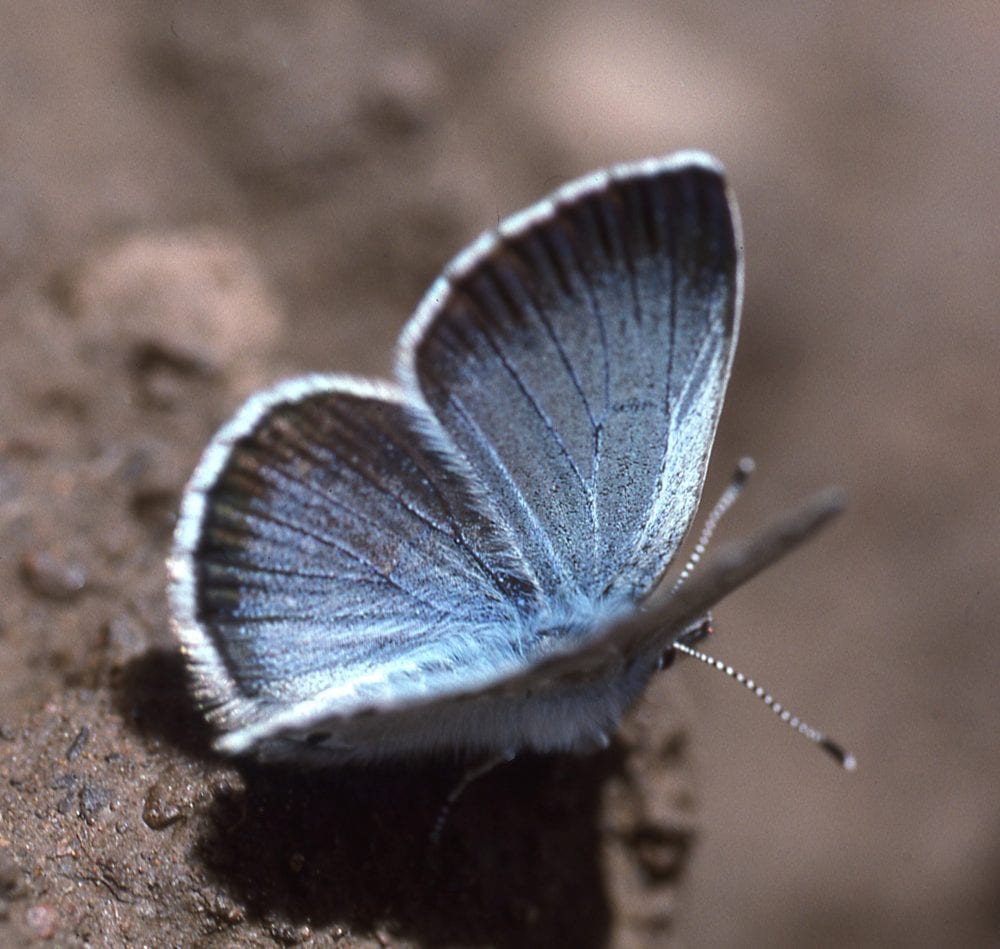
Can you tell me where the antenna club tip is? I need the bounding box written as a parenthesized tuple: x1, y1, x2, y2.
(735, 456, 756, 478)
(820, 736, 857, 771)
(816, 485, 849, 515)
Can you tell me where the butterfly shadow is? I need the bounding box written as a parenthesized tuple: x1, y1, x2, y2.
(116, 649, 618, 947)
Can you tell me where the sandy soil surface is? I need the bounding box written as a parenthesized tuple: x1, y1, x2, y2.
(0, 3, 997, 946)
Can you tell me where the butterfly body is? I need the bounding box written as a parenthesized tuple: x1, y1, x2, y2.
(170, 151, 741, 763)
(235, 614, 664, 763)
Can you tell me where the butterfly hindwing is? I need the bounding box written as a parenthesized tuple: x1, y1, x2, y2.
(171, 378, 542, 743)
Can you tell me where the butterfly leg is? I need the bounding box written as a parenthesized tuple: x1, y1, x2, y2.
(430, 750, 517, 844)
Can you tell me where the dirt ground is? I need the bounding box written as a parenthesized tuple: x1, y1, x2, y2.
(0, 3, 997, 947)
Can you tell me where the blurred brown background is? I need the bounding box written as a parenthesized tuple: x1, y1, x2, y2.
(0, 3, 997, 946)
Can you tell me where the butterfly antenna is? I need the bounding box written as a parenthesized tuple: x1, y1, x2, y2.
(673, 639, 857, 770)
(430, 751, 514, 845)
(672, 457, 756, 594)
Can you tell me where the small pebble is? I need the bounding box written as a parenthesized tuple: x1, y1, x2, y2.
(26, 903, 57, 939)
(631, 825, 691, 883)
(20, 549, 88, 601)
(79, 784, 112, 822)
(0, 847, 21, 896)
(142, 780, 186, 830)
(66, 725, 90, 762)
(68, 231, 283, 375)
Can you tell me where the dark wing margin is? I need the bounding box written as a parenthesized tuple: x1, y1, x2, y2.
(399, 151, 741, 605)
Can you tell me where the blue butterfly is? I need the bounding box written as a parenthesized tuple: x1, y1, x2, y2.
(169, 151, 849, 768)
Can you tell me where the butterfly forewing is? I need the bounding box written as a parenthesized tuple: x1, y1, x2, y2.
(405, 159, 739, 605)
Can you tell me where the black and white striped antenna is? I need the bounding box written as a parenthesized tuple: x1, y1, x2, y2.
(672, 458, 857, 771)
(674, 637, 856, 769)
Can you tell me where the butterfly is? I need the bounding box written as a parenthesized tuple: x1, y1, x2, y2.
(169, 151, 848, 766)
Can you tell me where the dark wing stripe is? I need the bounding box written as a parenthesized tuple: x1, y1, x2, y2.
(232, 393, 528, 603)
(528, 219, 613, 568)
(264, 411, 468, 552)
(459, 279, 592, 497)
(497, 241, 600, 433)
(600, 185, 644, 331)
(534, 218, 612, 422)
(512, 220, 611, 572)
(442, 386, 568, 579)
(206, 501, 450, 613)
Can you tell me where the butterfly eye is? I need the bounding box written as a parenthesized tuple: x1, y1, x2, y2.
(658, 618, 710, 670)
